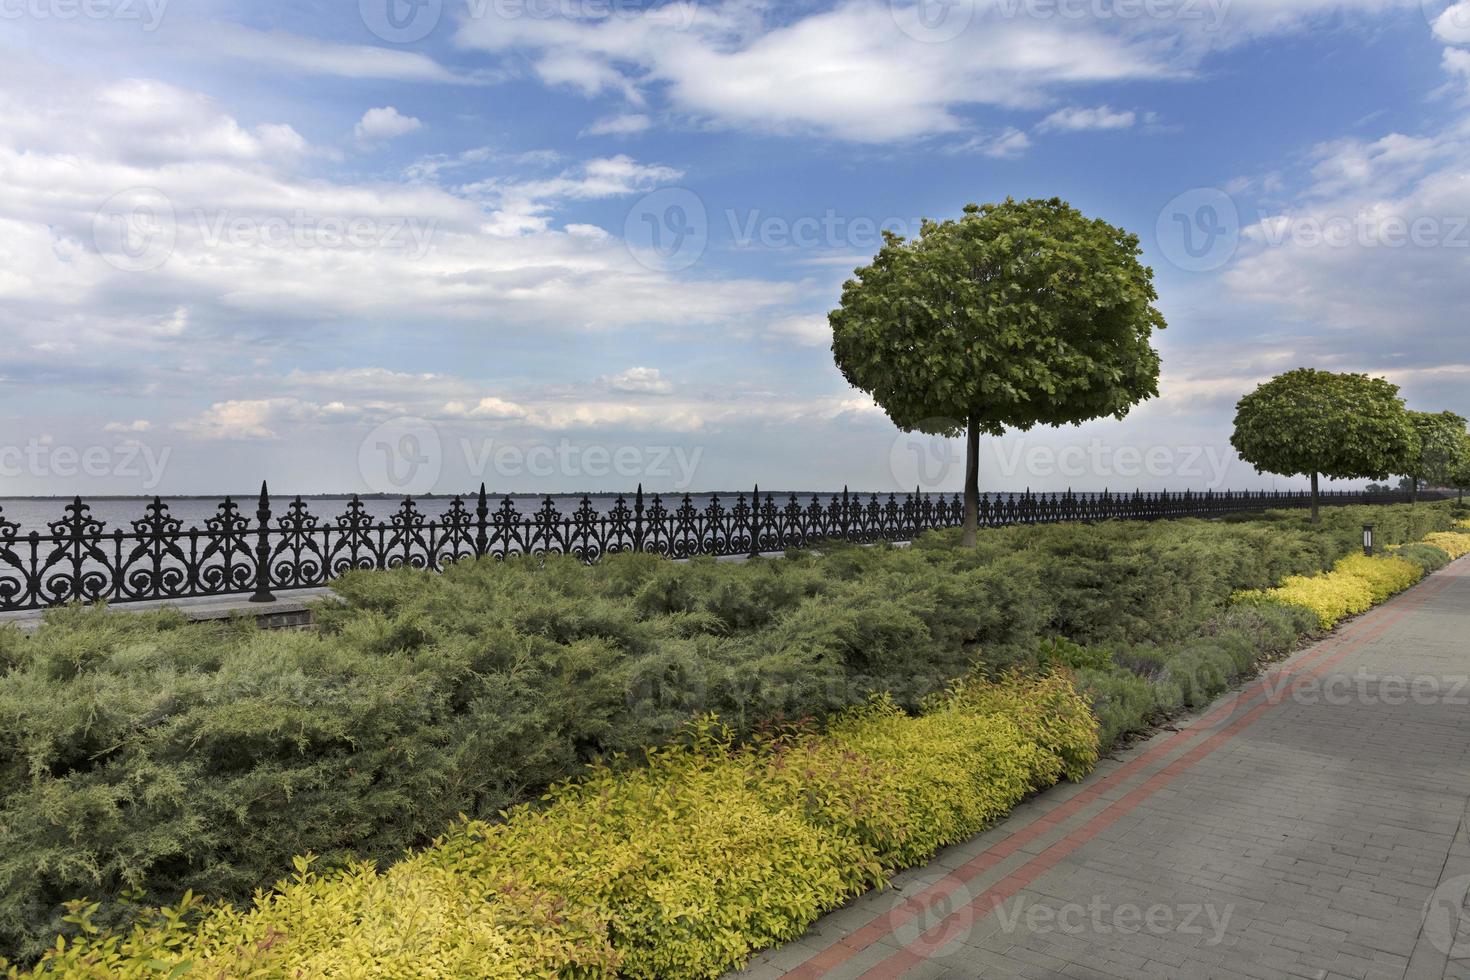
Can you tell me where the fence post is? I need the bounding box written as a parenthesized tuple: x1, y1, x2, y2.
(249, 481, 275, 603)
(750, 484, 761, 558)
(475, 484, 489, 558)
(634, 484, 645, 553)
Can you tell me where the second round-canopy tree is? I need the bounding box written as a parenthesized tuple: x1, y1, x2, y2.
(829, 198, 1166, 547)
(1229, 368, 1417, 522)
(1404, 409, 1469, 501)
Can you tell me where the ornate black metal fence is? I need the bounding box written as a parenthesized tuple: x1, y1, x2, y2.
(0, 484, 1441, 612)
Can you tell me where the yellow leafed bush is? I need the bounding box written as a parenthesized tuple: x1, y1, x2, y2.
(1237, 572, 1370, 630)
(15, 673, 1097, 980)
(1331, 553, 1423, 603)
(1235, 551, 1428, 630)
(1423, 531, 1470, 559)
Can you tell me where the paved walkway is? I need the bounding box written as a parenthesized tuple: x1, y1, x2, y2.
(731, 558, 1470, 980)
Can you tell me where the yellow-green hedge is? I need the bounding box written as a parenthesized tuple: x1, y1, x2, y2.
(1235, 553, 1424, 630)
(15, 673, 1097, 980)
(1424, 530, 1470, 559)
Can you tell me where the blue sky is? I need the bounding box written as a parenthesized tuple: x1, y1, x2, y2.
(1, 0, 1468, 497)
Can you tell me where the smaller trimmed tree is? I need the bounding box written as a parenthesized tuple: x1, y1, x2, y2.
(1448, 432, 1470, 504)
(1230, 369, 1416, 522)
(1404, 410, 1469, 503)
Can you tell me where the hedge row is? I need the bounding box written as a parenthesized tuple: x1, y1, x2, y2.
(0, 502, 1458, 961)
(14, 674, 1098, 979)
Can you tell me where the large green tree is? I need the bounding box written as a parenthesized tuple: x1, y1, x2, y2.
(829, 198, 1166, 547)
(1404, 409, 1469, 502)
(1230, 369, 1416, 522)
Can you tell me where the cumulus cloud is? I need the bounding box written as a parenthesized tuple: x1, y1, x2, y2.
(174, 398, 344, 440)
(355, 106, 423, 144)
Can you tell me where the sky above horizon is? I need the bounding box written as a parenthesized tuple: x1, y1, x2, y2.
(1, 0, 1468, 499)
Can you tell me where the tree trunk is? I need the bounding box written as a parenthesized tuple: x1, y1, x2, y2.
(1409, 477, 1418, 506)
(962, 416, 980, 548)
(1310, 471, 1320, 524)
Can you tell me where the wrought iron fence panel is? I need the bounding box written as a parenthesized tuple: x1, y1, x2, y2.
(0, 484, 1446, 612)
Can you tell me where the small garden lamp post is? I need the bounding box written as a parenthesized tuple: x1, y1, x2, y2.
(1362, 522, 1376, 557)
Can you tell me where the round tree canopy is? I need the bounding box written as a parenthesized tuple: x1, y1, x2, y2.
(829, 197, 1165, 438)
(1230, 369, 1416, 482)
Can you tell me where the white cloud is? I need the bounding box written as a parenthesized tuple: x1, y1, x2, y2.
(983, 128, 1033, 159)
(766, 314, 832, 347)
(174, 398, 336, 440)
(1432, 0, 1470, 44)
(1038, 105, 1137, 132)
(355, 106, 424, 144)
(464, 154, 684, 234)
(1446, 47, 1470, 90)
(603, 366, 673, 393)
(0, 63, 802, 360)
(1223, 129, 1470, 361)
(585, 113, 653, 136)
(103, 420, 153, 433)
(455, 1, 1179, 142)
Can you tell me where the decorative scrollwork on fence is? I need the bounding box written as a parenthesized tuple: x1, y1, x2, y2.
(0, 482, 1441, 613)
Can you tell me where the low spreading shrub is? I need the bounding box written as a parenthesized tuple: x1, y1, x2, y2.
(1392, 544, 1453, 574)
(1231, 551, 1425, 631)
(13, 673, 1097, 980)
